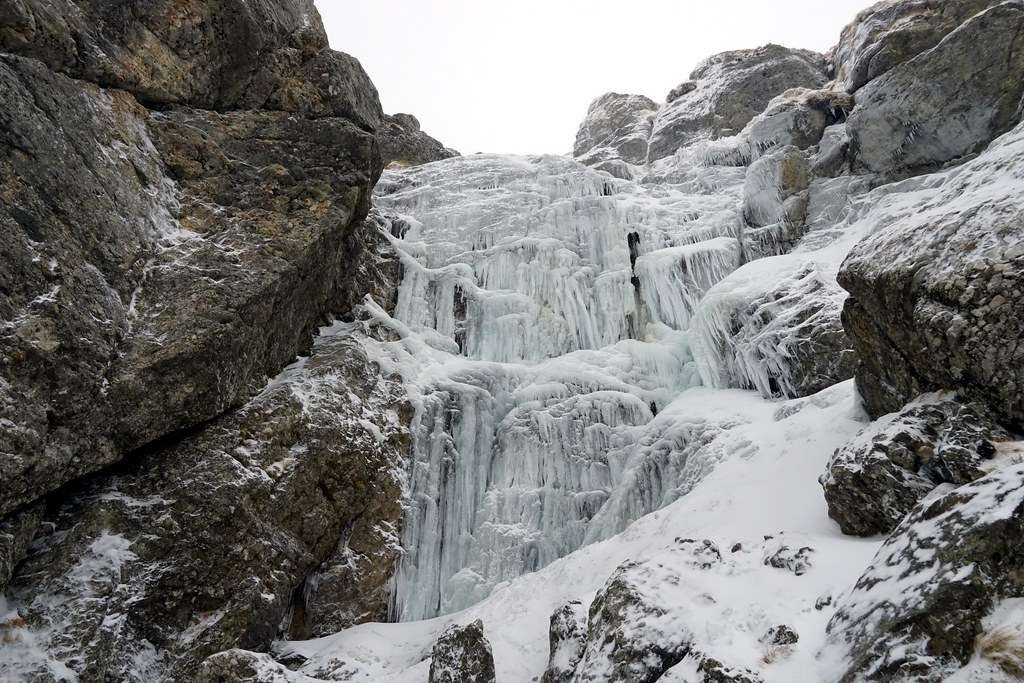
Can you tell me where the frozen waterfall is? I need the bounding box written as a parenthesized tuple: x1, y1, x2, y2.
(368, 154, 773, 621)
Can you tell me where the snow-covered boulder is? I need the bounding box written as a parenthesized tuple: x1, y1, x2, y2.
(428, 620, 496, 683)
(821, 396, 1011, 536)
(197, 649, 314, 683)
(846, 1, 1024, 176)
(648, 45, 827, 161)
(825, 463, 1024, 682)
(541, 601, 588, 683)
(839, 118, 1024, 426)
(574, 92, 659, 175)
(568, 559, 694, 682)
(830, 0, 1007, 92)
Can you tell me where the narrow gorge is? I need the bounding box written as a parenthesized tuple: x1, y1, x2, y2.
(2, 1, 1024, 682)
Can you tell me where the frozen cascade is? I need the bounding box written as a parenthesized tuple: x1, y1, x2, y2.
(376, 154, 765, 621)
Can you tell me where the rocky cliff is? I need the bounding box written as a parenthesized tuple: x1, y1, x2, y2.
(3, 1, 1024, 682)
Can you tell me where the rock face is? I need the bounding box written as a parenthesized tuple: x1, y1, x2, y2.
(428, 620, 497, 683)
(827, 463, 1024, 682)
(648, 45, 827, 161)
(839, 117, 1024, 428)
(380, 113, 459, 167)
(846, 1, 1024, 176)
(1, 319, 410, 681)
(0, 0, 387, 525)
(0, 0, 382, 127)
(821, 396, 1010, 536)
(831, 0, 1006, 92)
(574, 93, 658, 173)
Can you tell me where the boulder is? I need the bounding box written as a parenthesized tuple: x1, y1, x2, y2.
(648, 44, 827, 161)
(428, 619, 497, 683)
(0, 0, 382, 127)
(0, 319, 411, 681)
(847, 1, 1024, 176)
(541, 601, 588, 683)
(574, 92, 659, 171)
(380, 113, 459, 168)
(839, 118, 1024, 428)
(831, 0, 1006, 92)
(0, 41, 381, 518)
(568, 560, 692, 682)
(196, 649, 313, 683)
(821, 396, 1011, 536)
(826, 463, 1024, 682)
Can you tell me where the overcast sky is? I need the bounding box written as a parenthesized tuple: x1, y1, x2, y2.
(316, 1, 873, 156)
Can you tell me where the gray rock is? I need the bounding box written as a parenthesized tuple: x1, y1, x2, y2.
(0, 55, 381, 518)
(0, 0, 382, 128)
(821, 397, 1011, 536)
(831, 0, 1006, 92)
(762, 535, 814, 576)
(574, 93, 658, 169)
(0, 319, 411, 681)
(698, 657, 764, 683)
(0, 501, 43, 592)
(380, 113, 459, 168)
(569, 560, 691, 682)
(839, 119, 1024, 428)
(847, 1, 1024, 176)
(541, 601, 588, 683)
(741, 145, 811, 258)
(826, 463, 1024, 681)
(197, 649, 312, 683)
(649, 45, 827, 161)
(429, 619, 497, 683)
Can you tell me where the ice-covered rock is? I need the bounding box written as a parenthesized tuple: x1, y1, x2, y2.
(0, 502, 42, 593)
(648, 45, 827, 161)
(574, 93, 659, 176)
(693, 263, 855, 400)
(839, 119, 1024, 426)
(825, 463, 1024, 682)
(741, 145, 811, 259)
(846, 1, 1024, 176)
(428, 620, 496, 683)
(830, 0, 1007, 92)
(821, 395, 1012, 536)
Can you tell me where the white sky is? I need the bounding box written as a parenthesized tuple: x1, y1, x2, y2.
(315, 1, 873, 156)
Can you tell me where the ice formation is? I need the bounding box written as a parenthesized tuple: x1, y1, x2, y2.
(357, 150, 871, 623)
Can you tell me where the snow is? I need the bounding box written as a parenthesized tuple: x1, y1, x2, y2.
(283, 380, 880, 681)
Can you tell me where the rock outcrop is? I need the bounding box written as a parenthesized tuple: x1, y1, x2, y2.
(428, 620, 497, 683)
(648, 45, 828, 161)
(0, 0, 384, 520)
(827, 463, 1024, 681)
(0, 0, 382, 127)
(821, 396, 1010, 536)
(541, 601, 588, 683)
(0, 319, 410, 681)
(573, 93, 658, 176)
(380, 113, 459, 168)
(830, 0, 1007, 92)
(846, 1, 1024, 176)
(839, 118, 1024, 428)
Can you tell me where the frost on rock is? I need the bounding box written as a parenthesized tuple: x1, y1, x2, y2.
(824, 463, 1024, 682)
(428, 619, 496, 683)
(574, 93, 659, 177)
(691, 258, 854, 400)
(821, 395, 1014, 536)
